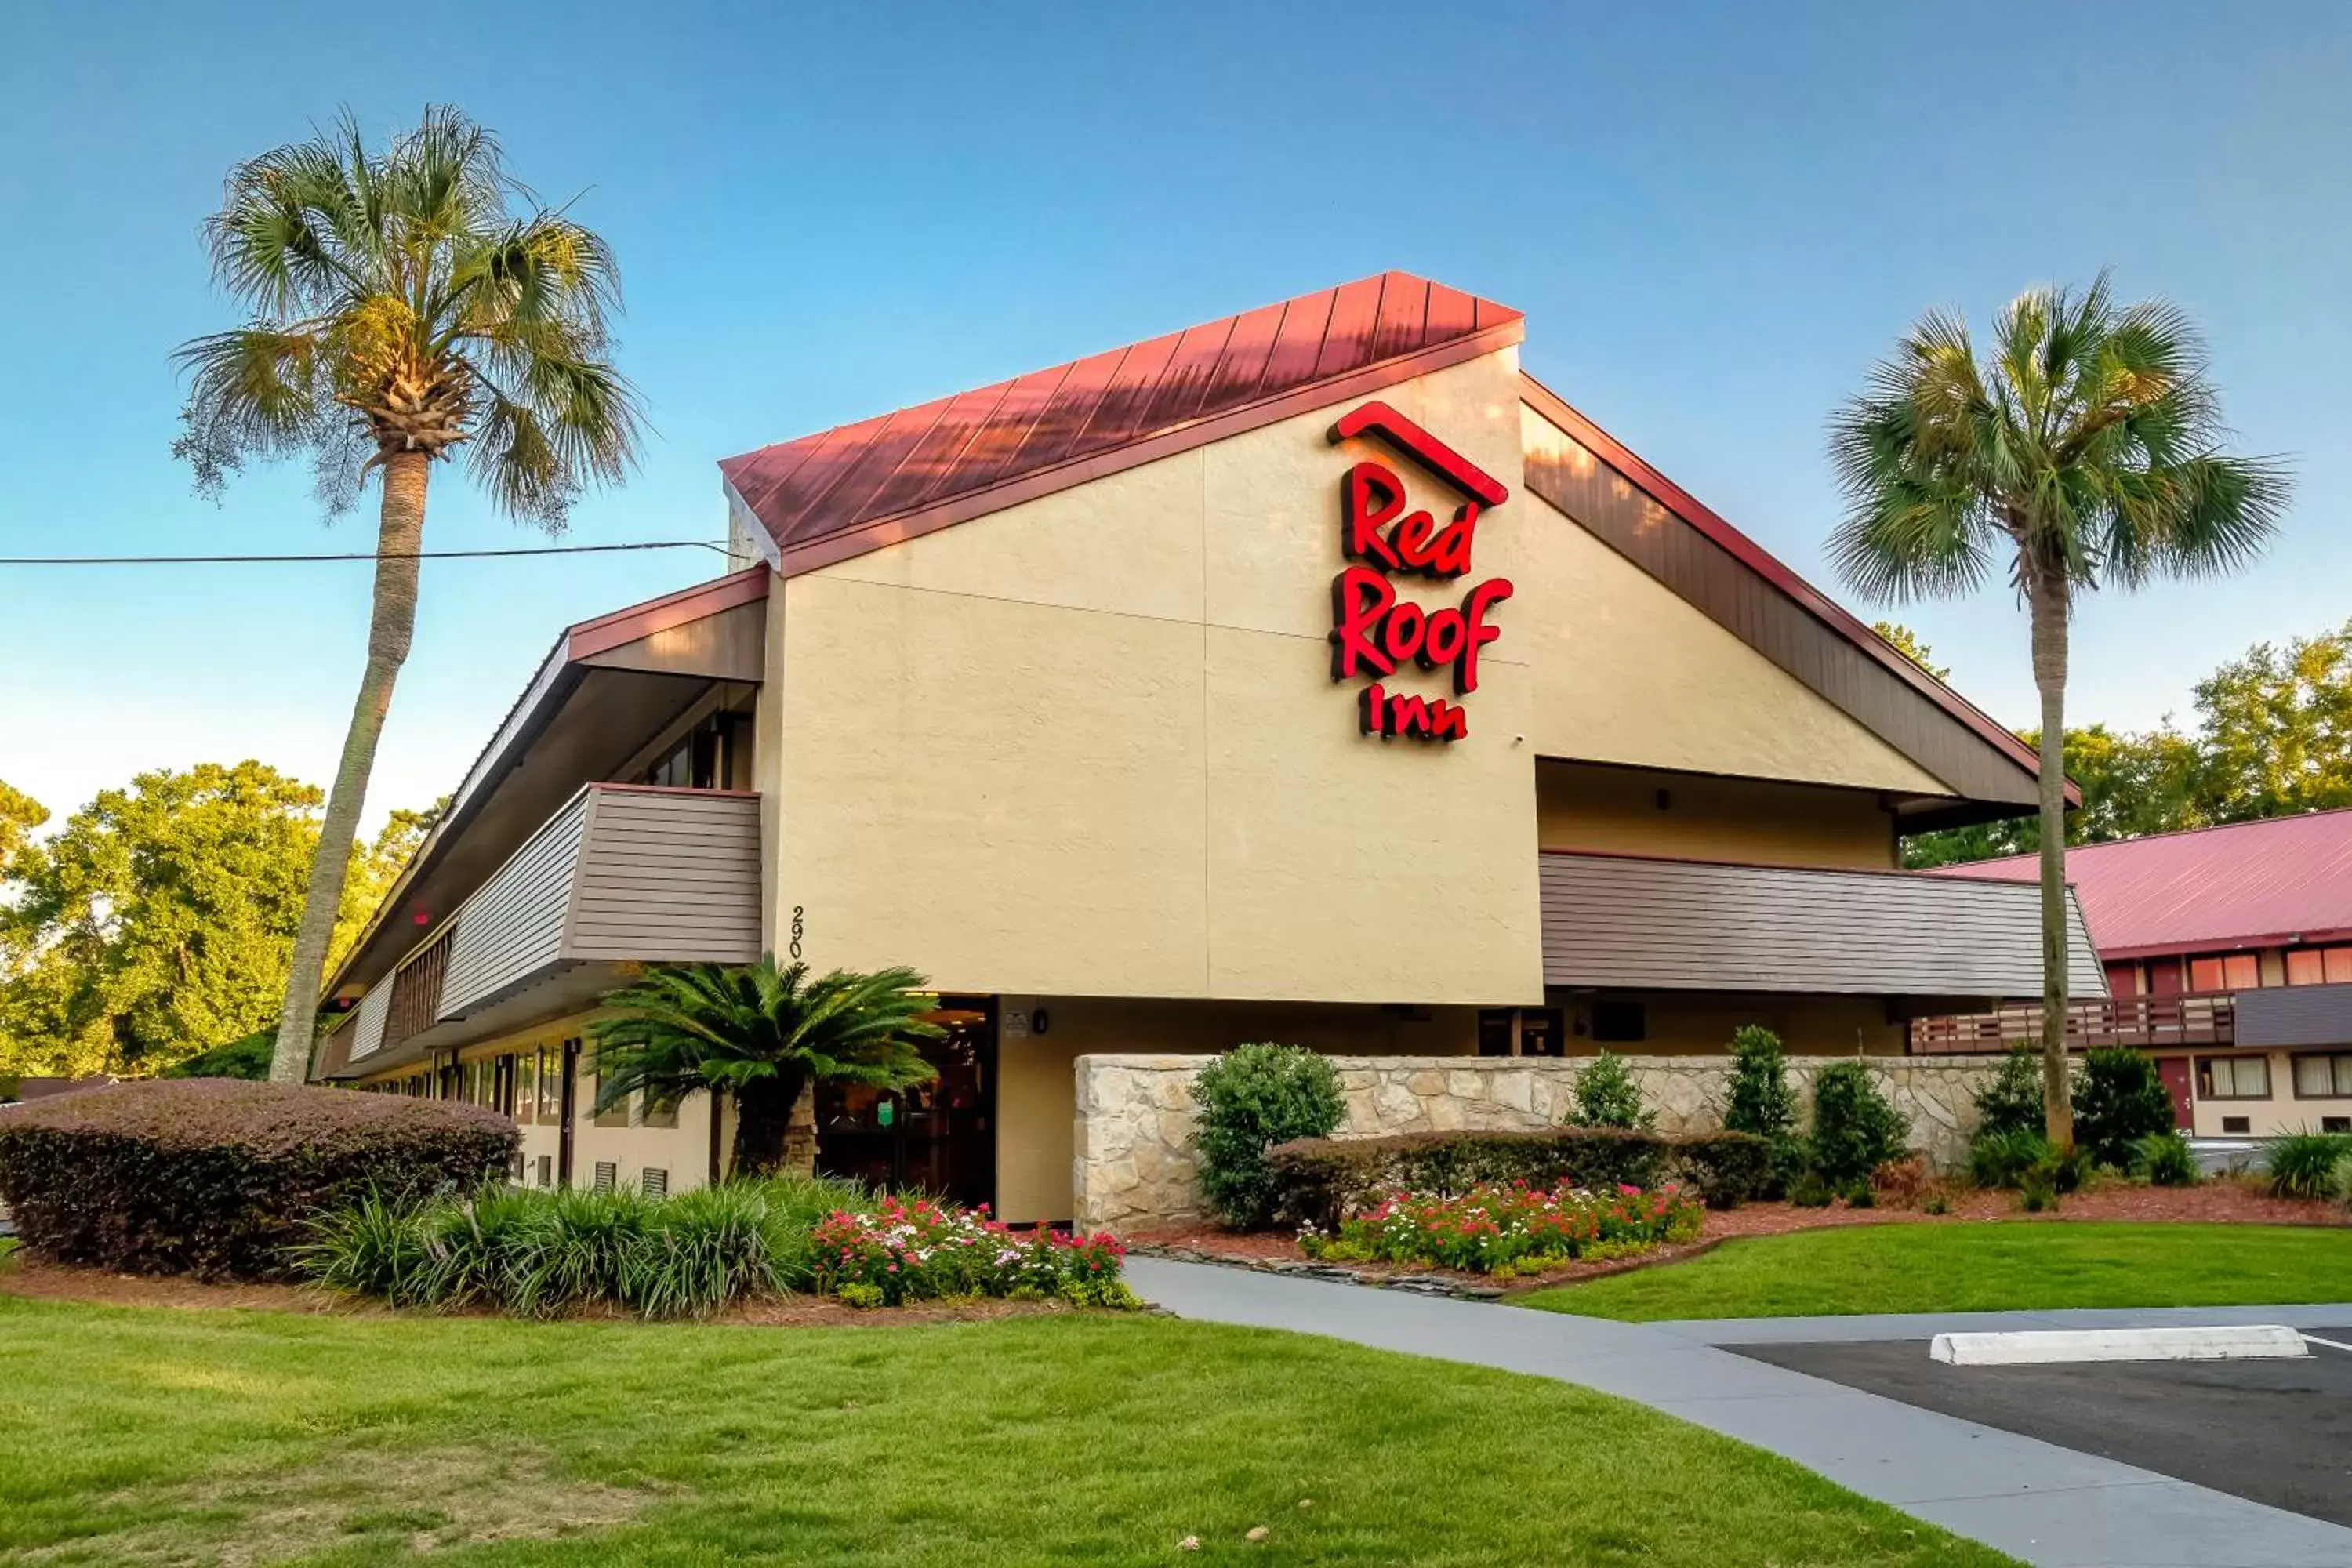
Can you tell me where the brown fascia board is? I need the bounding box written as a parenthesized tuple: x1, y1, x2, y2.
(323, 569, 774, 1001)
(1518, 372, 2075, 810)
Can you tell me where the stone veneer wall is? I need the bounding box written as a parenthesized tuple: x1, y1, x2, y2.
(1072, 1052, 2012, 1232)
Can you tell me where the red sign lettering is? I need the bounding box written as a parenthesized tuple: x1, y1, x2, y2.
(1325, 405, 1512, 742)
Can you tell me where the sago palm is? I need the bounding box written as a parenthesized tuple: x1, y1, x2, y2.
(589, 958, 943, 1178)
(175, 107, 643, 1082)
(1828, 276, 2288, 1149)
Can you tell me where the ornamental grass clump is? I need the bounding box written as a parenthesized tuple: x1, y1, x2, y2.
(296, 1173, 875, 1318)
(1305, 1181, 1701, 1278)
(2265, 1131, 2352, 1200)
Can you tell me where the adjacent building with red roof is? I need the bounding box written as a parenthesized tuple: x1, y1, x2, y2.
(1921, 811, 2352, 1137)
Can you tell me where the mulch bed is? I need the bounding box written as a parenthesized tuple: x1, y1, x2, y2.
(0, 1250, 1070, 1327)
(1125, 1178, 2352, 1297)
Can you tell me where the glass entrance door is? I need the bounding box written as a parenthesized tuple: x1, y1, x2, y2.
(814, 1001, 995, 1210)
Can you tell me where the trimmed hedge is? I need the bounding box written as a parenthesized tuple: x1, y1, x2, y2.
(0, 1079, 515, 1281)
(1266, 1127, 1772, 1229)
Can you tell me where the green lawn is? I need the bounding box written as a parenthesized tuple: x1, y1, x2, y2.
(0, 1292, 2010, 1566)
(1521, 1222, 2352, 1322)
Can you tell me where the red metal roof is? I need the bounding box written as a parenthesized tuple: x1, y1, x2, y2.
(1926, 811, 2352, 958)
(719, 271, 1524, 575)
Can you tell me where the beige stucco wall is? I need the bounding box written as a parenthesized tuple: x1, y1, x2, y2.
(2177, 1048, 2352, 1138)
(768, 350, 1545, 1007)
(358, 1012, 714, 1196)
(1537, 760, 1897, 869)
(1517, 409, 1952, 797)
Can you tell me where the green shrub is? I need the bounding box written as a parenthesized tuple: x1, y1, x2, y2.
(2071, 1049, 2176, 1169)
(1809, 1062, 1907, 1188)
(1973, 1047, 2049, 1138)
(158, 1029, 274, 1080)
(1568, 1051, 1655, 1131)
(1671, 1132, 1774, 1210)
(2018, 1167, 2060, 1211)
(1265, 1127, 1768, 1229)
(2332, 1152, 2352, 1208)
(2265, 1131, 2352, 1200)
(0, 1080, 514, 1280)
(1190, 1044, 1345, 1230)
(2132, 1131, 2199, 1188)
(1788, 1170, 1834, 1207)
(1722, 1026, 1803, 1196)
(1968, 1127, 2050, 1189)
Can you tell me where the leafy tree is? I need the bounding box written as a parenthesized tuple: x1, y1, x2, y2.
(2070, 1047, 2177, 1169)
(1904, 723, 2212, 866)
(0, 764, 319, 1076)
(1830, 277, 2288, 1150)
(588, 958, 941, 1178)
(1191, 1044, 1346, 1230)
(176, 107, 643, 1082)
(1569, 1049, 1655, 1131)
(331, 800, 445, 971)
(2193, 619, 2352, 822)
(1871, 621, 1950, 681)
(0, 782, 47, 874)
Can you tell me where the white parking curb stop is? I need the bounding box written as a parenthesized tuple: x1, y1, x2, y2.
(1929, 1325, 2310, 1366)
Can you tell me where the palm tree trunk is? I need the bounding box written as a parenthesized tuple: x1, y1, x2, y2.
(268, 450, 431, 1082)
(781, 1080, 819, 1178)
(2029, 573, 2078, 1152)
(731, 1073, 803, 1176)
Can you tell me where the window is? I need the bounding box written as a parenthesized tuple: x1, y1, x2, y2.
(1590, 1000, 1645, 1044)
(515, 1052, 536, 1120)
(538, 1045, 566, 1124)
(535, 1155, 554, 1188)
(2286, 946, 2352, 985)
(2188, 953, 2259, 993)
(593, 1074, 629, 1128)
(2198, 1054, 2270, 1099)
(644, 1094, 679, 1130)
(2222, 1116, 2251, 1134)
(641, 710, 753, 791)
(2103, 961, 2140, 999)
(2293, 1054, 2352, 1098)
(2327, 1117, 2352, 1134)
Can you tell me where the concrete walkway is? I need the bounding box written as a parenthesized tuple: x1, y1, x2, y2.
(1127, 1257, 2352, 1568)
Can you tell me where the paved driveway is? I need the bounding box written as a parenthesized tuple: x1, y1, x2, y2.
(1127, 1257, 2352, 1568)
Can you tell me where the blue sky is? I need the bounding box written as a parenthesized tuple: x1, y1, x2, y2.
(3, 1, 2347, 828)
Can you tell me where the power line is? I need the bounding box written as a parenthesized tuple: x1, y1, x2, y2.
(0, 539, 736, 566)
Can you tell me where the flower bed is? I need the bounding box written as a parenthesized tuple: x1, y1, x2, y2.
(1301, 1181, 1703, 1279)
(813, 1196, 1134, 1308)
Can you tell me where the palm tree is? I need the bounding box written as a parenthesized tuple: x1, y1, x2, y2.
(588, 959, 944, 1178)
(1828, 277, 2288, 1150)
(175, 107, 643, 1082)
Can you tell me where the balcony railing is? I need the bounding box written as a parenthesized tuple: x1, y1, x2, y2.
(344, 782, 760, 1068)
(1908, 993, 2237, 1054)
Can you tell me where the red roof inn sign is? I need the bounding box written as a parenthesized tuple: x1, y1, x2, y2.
(1326, 402, 1514, 742)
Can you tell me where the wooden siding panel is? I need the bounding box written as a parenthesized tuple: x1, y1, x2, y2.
(438, 789, 590, 1018)
(1521, 408, 2036, 807)
(347, 983, 393, 1062)
(2234, 982, 2352, 1049)
(1538, 853, 2105, 997)
(567, 789, 762, 964)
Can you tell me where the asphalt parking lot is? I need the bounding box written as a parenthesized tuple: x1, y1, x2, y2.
(1738, 1330, 2352, 1527)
